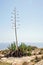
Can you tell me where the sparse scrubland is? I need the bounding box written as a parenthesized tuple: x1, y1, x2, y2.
(0, 42, 43, 65)
(0, 42, 38, 56)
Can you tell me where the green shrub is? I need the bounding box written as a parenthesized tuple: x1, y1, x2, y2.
(19, 43, 27, 52)
(27, 52, 31, 56)
(31, 46, 37, 50)
(8, 42, 16, 51)
(27, 46, 32, 51)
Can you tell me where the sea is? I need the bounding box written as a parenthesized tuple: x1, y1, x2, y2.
(0, 42, 43, 50)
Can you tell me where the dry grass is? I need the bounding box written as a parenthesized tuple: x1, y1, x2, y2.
(22, 62, 29, 65)
(0, 61, 11, 65)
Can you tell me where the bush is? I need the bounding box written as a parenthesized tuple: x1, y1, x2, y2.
(8, 42, 16, 51)
(19, 43, 27, 52)
(7, 42, 38, 57)
(27, 46, 32, 51)
(27, 52, 31, 56)
(31, 46, 37, 50)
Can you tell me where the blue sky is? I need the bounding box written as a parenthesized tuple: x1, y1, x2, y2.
(0, 0, 43, 43)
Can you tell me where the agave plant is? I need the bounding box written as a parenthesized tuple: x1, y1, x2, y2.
(19, 42, 27, 52)
(8, 42, 16, 51)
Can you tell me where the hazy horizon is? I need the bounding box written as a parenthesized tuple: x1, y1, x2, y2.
(0, 42, 43, 50)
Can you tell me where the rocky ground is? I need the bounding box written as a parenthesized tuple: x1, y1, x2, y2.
(35, 60, 43, 65)
(0, 54, 43, 65)
(0, 48, 43, 65)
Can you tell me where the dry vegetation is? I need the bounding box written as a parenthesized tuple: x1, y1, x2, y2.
(0, 61, 11, 65)
(0, 43, 43, 65)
